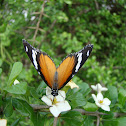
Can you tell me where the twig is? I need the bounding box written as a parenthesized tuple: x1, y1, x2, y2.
(73, 109, 107, 116)
(94, 0, 99, 10)
(32, 12, 49, 17)
(38, 20, 57, 48)
(30, 104, 49, 110)
(28, 27, 45, 32)
(30, 104, 126, 117)
(94, 0, 100, 25)
(114, 112, 126, 117)
(74, 8, 91, 18)
(53, 117, 58, 126)
(96, 115, 100, 126)
(32, 1, 46, 44)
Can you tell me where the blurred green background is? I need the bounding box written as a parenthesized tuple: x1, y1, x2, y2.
(0, 0, 126, 125)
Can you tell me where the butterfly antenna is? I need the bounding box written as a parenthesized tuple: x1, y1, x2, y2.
(58, 91, 65, 101)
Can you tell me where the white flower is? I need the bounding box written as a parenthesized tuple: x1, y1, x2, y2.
(0, 119, 7, 126)
(92, 93, 111, 111)
(66, 80, 79, 89)
(13, 79, 20, 85)
(91, 83, 108, 93)
(41, 87, 71, 117)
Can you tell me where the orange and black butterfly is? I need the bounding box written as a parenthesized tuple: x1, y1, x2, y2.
(23, 40, 93, 96)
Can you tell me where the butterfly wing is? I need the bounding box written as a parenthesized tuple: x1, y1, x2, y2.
(57, 44, 93, 89)
(22, 40, 56, 88)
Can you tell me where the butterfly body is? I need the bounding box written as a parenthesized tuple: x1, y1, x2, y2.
(23, 40, 93, 96)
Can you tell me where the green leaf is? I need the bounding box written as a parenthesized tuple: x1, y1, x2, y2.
(3, 97, 13, 117)
(29, 86, 41, 100)
(0, 68, 2, 74)
(4, 82, 27, 94)
(118, 117, 126, 126)
(83, 116, 95, 126)
(12, 98, 43, 126)
(106, 85, 118, 103)
(31, 112, 44, 126)
(8, 62, 23, 86)
(12, 98, 33, 116)
(67, 90, 87, 108)
(104, 117, 126, 126)
(0, 58, 3, 66)
(61, 111, 83, 126)
(83, 102, 98, 112)
(104, 119, 118, 126)
(0, 94, 3, 106)
(10, 118, 20, 126)
(78, 82, 91, 96)
(102, 111, 114, 119)
(36, 81, 46, 95)
(118, 88, 126, 106)
(64, 0, 72, 5)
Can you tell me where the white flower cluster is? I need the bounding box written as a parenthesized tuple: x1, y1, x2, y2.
(41, 87, 71, 117)
(0, 119, 7, 126)
(41, 80, 79, 117)
(91, 83, 111, 111)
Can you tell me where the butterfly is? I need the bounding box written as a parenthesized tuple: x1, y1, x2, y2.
(22, 40, 93, 96)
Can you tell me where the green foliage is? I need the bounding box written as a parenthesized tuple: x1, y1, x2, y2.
(67, 89, 87, 109)
(83, 116, 95, 126)
(10, 118, 20, 126)
(0, 0, 126, 125)
(83, 102, 98, 112)
(61, 111, 83, 126)
(4, 82, 27, 94)
(3, 97, 13, 117)
(8, 62, 23, 86)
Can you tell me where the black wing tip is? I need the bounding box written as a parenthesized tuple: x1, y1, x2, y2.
(85, 44, 93, 49)
(22, 39, 29, 45)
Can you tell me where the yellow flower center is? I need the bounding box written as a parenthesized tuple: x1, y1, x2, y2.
(99, 100, 103, 104)
(52, 97, 58, 105)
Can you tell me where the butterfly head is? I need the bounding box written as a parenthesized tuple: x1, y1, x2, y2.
(51, 89, 58, 97)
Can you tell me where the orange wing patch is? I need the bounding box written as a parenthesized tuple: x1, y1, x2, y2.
(39, 54, 56, 88)
(57, 56, 75, 89)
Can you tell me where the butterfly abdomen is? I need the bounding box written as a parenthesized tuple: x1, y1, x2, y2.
(51, 71, 58, 96)
(53, 71, 58, 90)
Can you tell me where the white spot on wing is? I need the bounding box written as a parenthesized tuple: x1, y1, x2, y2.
(72, 74, 74, 78)
(87, 50, 89, 57)
(25, 46, 28, 52)
(32, 50, 38, 70)
(75, 52, 82, 72)
(38, 71, 40, 75)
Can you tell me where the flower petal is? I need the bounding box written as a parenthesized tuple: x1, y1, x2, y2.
(92, 94, 97, 102)
(95, 101, 102, 107)
(49, 105, 61, 117)
(14, 79, 20, 85)
(103, 98, 111, 106)
(58, 90, 66, 98)
(56, 95, 64, 102)
(0, 119, 7, 126)
(101, 87, 108, 92)
(47, 94, 54, 101)
(97, 84, 102, 92)
(56, 101, 71, 112)
(91, 85, 97, 91)
(46, 87, 52, 95)
(56, 90, 66, 102)
(101, 104, 110, 111)
(41, 95, 52, 106)
(97, 93, 103, 101)
(66, 81, 79, 89)
(91, 83, 108, 93)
